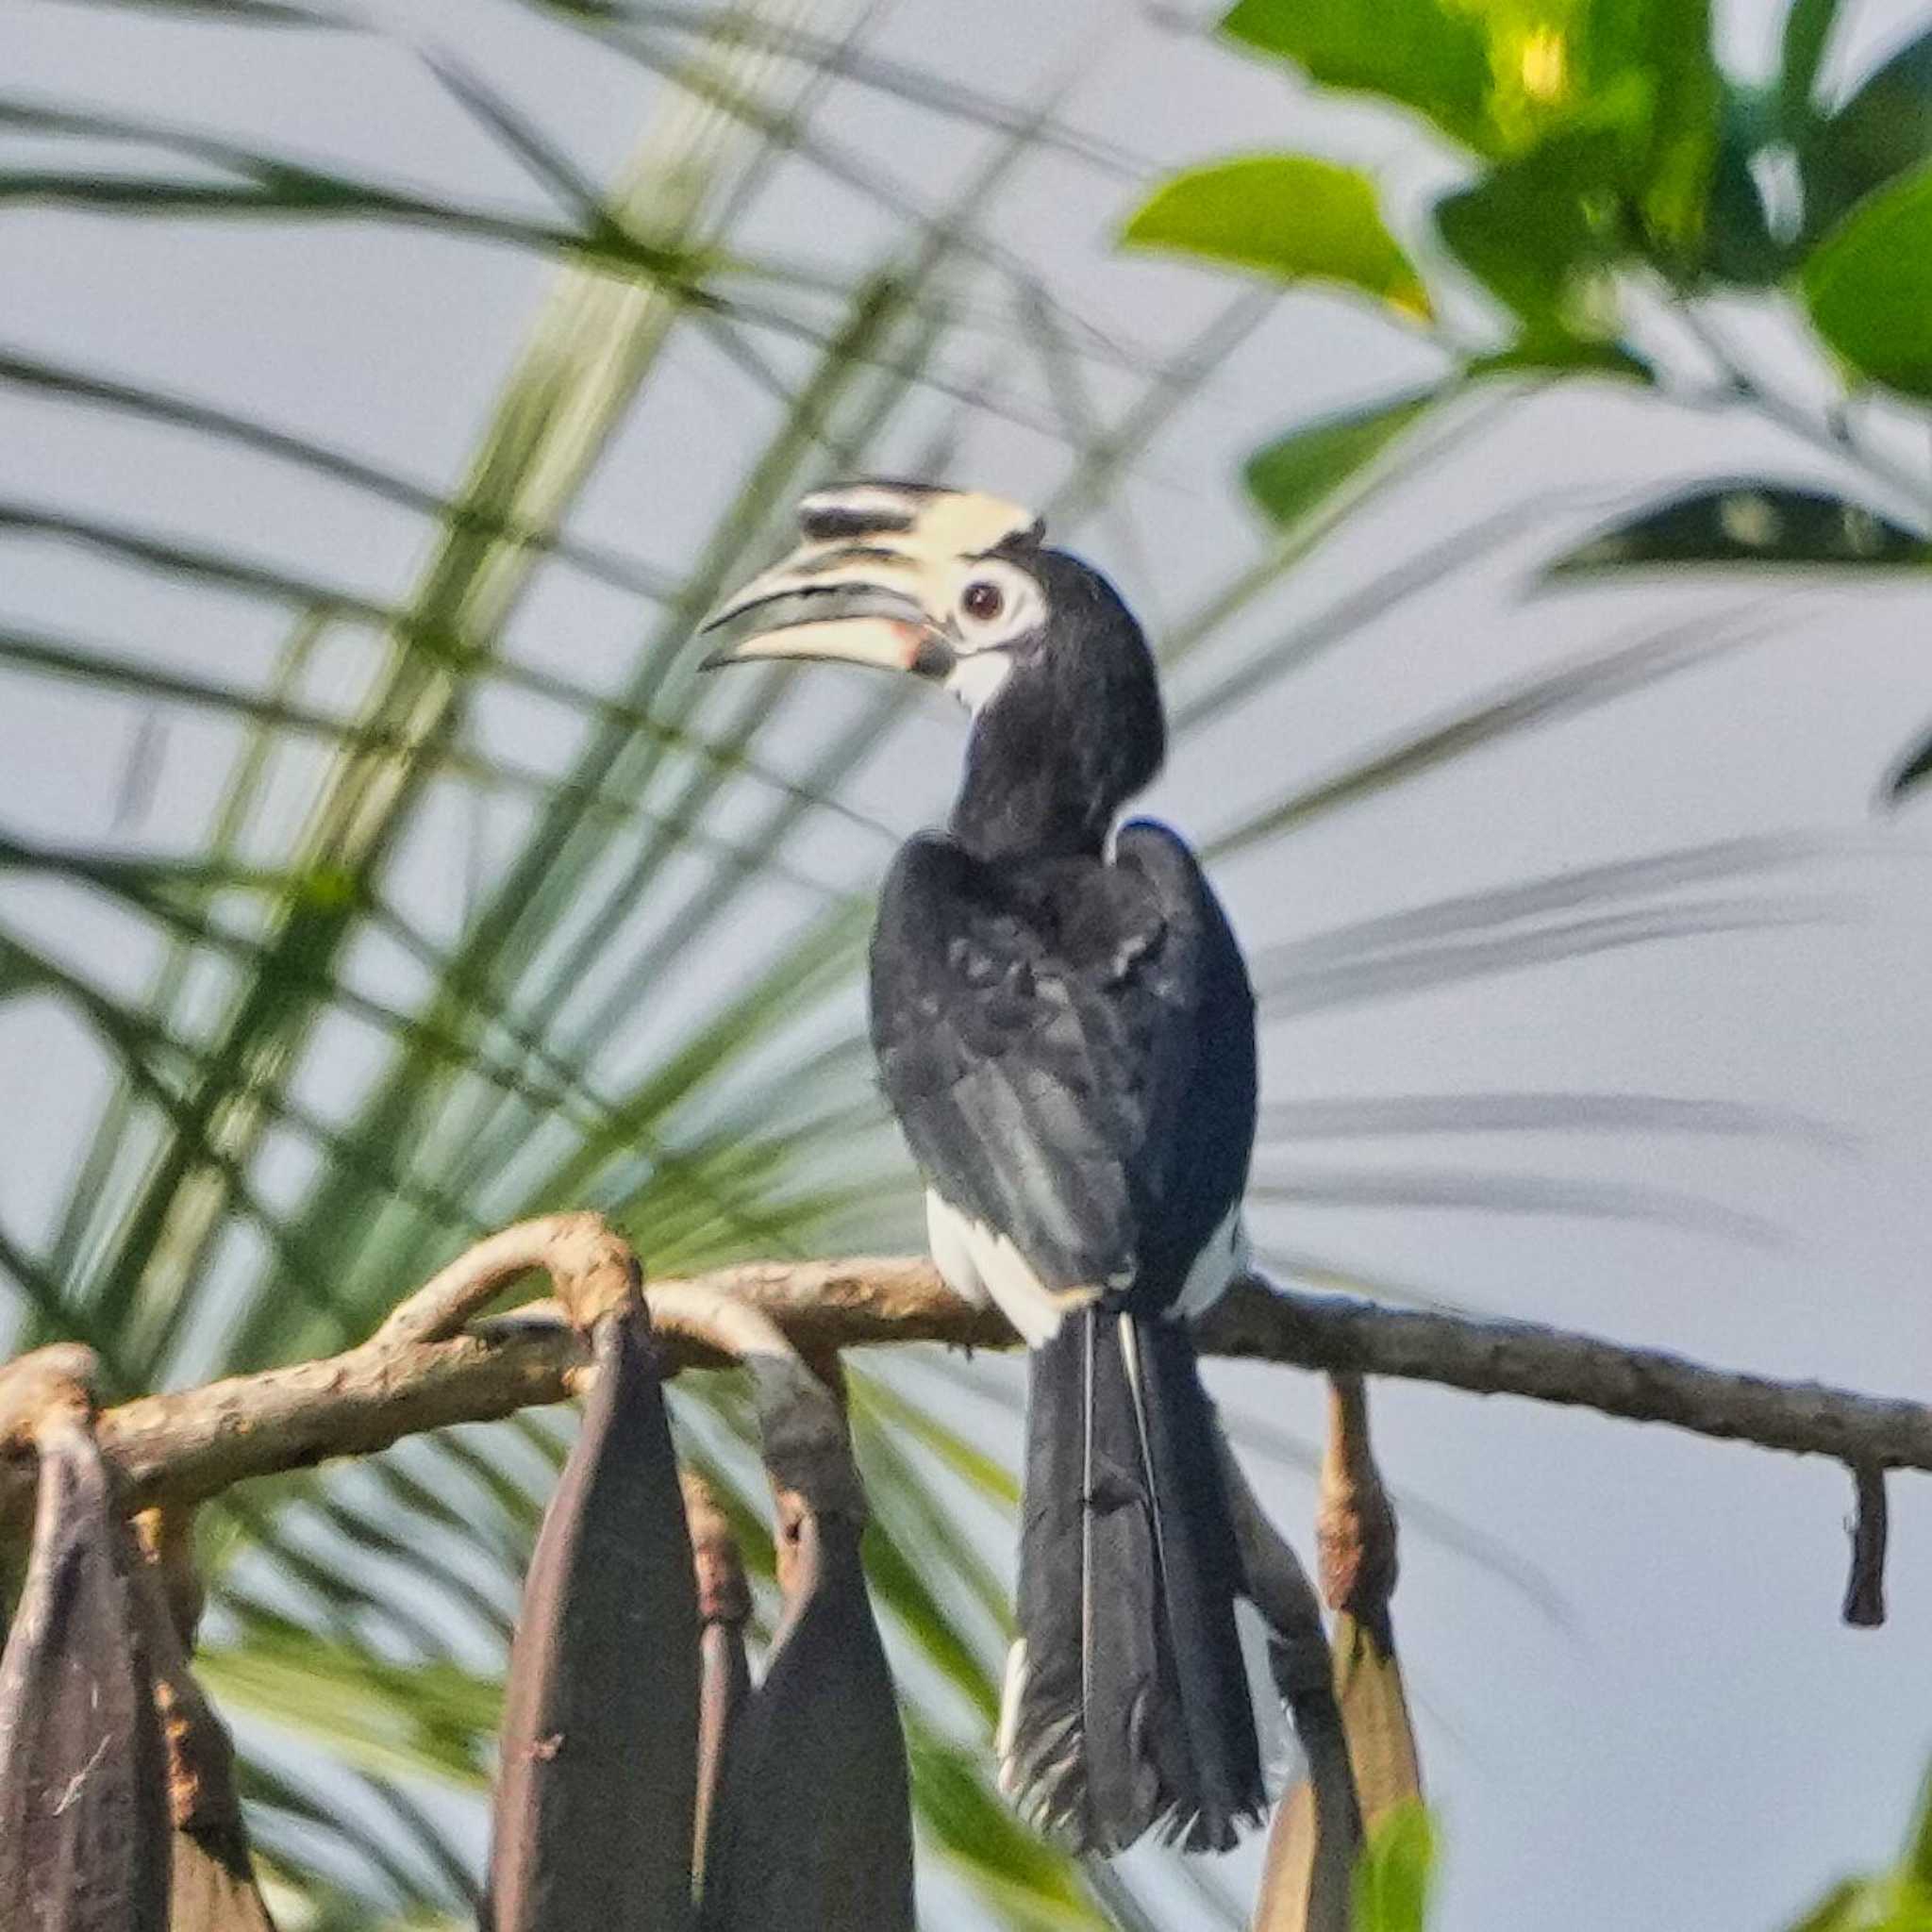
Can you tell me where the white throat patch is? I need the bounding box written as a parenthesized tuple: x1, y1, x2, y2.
(943, 650, 1013, 714)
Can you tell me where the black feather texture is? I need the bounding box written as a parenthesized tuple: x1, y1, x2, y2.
(872, 821, 1254, 1308)
(1001, 1309, 1262, 1854)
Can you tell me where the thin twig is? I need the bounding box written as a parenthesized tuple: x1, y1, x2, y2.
(1843, 1464, 1889, 1628)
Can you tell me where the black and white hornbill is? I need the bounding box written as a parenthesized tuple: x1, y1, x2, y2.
(701, 481, 1264, 1856)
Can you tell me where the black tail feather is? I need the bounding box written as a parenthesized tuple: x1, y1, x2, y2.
(1000, 1307, 1264, 1855)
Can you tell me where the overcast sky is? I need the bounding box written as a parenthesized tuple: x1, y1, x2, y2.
(8, 1, 1932, 1927)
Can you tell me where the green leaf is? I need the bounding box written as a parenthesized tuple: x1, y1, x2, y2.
(1803, 27, 1932, 238)
(1242, 389, 1440, 528)
(1803, 159, 1932, 397)
(1907, 1770, 1932, 1890)
(1225, 0, 1716, 213)
(1221, 0, 1494, 155)
(1416, 5, 1719, 303)
(1464, 337, 1652, 380)
(1778, 1767, 1932, 1926)
(1352, 1800, 1436, 1932)
(1434, 119, 1629, 342)
(1124, 156, 1431, 319)
(198, 1624, 501, 1790)
(1600, 0, 1720, 258)
(1550, 484, 1929, 572)
(1780, 0, 1843, 139)
(1705, 82, 1793, 285)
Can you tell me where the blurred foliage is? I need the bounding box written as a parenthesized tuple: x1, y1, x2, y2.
(1350, 1803, 1435, 1932)
(1789, 1767, 1932, 1932)
(1345, 1774, 1932, 1932)
(1126, 0, 1932, 794)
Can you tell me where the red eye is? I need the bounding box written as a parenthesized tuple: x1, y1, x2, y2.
(961, 578, 1005, 624)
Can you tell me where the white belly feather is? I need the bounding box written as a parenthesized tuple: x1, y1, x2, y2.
(924, 1188, 1245, 1342)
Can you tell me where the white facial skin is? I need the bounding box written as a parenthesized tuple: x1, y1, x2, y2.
(940, 556, 1045, 714)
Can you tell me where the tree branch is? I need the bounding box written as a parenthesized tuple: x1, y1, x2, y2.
(5, 1227, 1929, 1553)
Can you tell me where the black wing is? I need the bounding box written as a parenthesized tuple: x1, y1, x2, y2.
(868, 818, 1255, 1311)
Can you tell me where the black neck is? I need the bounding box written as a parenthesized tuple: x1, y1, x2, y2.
(945, 554, 1166, 865)
(949, 687, 1117, 863)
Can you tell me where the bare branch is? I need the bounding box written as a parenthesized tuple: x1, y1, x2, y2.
(1202, 1279, 1932, 1469)
(3, 1241, 1929, 1591)
(373, 1210, 640, 1347)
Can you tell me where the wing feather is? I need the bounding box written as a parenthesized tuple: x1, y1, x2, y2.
(870, 822, 1254, 1313)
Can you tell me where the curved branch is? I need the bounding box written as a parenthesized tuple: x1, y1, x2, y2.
(4, 1241, 1930, 1537)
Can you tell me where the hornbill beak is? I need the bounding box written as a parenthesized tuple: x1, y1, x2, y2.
(698, 574, 951, 678)
(697, 480, 1041, 677)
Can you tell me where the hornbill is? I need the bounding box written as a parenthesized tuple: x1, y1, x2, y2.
(702, 481, 1265, 1856)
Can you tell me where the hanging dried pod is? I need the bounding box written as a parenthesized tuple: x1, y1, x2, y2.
(162, 1811, 277, 1932)
(682, 1472, 751, 1890)
(1314, 1378, 1421, 1830)
(688, 1332, 914, 1932)
(0, 1348, 173, 1932)
(486, 1305, 700, 1932)
(131, 1509, 277, 1932)
(1214, 1437, 1360, 1932)
(1251, 1374, 1427, 1931)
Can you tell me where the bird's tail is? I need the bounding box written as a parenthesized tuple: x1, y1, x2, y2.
(997, 1305, 1264, 1855)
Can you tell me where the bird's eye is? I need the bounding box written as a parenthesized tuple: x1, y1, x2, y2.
(960, 578, 1005, 625)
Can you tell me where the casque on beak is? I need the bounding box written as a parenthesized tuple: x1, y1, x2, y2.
(697, 538, 958, 680)
(697, 481, 1042, 680)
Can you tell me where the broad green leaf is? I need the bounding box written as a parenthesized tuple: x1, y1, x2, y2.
(1803, 160, 1932, 397)
(1592, 0, 1719, 258)
(1351, 1801, 1436, 1932)
(1802, 27, 1932, 239)
(1221, 0, 1494, 155)
(1435, 119, 1629, 343)
(1464, 337, 1652, 380)
(1242, 390, 1440, 528)
(1225, 0, 1715, 206)
(1125, 157, 1431, 319)
(1550, 484, 1929, 571)
(1412, 3, 1718, 301)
